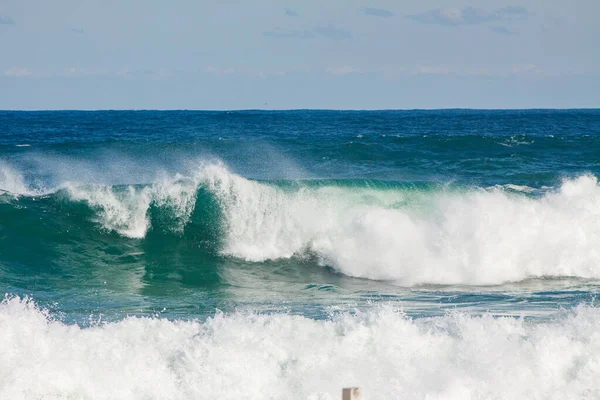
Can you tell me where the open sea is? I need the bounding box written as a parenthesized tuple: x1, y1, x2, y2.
(1, 109, 600, 399)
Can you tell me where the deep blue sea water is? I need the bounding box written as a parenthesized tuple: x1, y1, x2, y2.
(1, 110, 600, 399)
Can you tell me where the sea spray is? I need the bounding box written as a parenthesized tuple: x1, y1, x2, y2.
(0, 163, 32, 197)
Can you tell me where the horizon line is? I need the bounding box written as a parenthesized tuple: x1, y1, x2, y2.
(1, 107, 599, 112)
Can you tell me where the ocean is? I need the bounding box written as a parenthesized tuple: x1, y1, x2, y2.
(1, 109, 600, 399)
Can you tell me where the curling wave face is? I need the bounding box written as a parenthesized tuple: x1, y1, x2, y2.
(2, 161, 600, 286)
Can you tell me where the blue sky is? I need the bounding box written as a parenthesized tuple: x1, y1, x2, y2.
(1, 1, 598, 109)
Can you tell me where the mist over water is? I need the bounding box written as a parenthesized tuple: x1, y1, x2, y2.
(1, 110, 600, 398)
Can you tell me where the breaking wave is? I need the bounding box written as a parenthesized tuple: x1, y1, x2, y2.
(2, 161, 600, 286)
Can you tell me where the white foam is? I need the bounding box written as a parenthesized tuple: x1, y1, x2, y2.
(203, 163, 410, 261)
(67, 184, 153, 238)
(1, 296, 599, 400)
(496, 135, 534, 147)
(66, 169, 203, 238)
(207, 169, 600, 285)
(498, 183, 537, 193)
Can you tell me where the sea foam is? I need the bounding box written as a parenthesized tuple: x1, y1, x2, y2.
(0, 296, 598, 400)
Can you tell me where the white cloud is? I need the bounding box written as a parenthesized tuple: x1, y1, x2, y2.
(203, 66, 284, 79)
(463, 67, 491, 76)
(326, 66, 361, 75)
(440, 8, 463, 24)
(512, 64, 543, 74)
(416, 66, 451, 75)
(4, 67, 32, 77)
(115, 68, 172, 80)
(407, 6, 529, 27)
(203, 66, 237, 76)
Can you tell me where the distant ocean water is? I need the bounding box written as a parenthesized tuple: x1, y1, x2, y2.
(1, 109, 600, 399)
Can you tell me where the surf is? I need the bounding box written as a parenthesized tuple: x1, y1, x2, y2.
(0, 295, 598, 399)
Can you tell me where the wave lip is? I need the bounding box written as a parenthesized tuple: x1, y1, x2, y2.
(64, 169, 205, 238)
(1, 296, 599, 400)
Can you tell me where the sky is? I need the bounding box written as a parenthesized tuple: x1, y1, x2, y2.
(1, 0, 599, 110)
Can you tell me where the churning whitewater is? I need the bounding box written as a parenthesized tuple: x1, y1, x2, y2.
(2, 110, 600, 399)
(2, 296, 600, 400)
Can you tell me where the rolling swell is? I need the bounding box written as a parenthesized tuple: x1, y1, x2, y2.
(2, 162, 600, 286)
